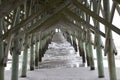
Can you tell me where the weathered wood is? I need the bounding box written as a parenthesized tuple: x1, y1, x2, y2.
(0, 0, 4, 78)
(65, 32, 72, 45)
(116, 5, 120, 15)
(62, 16, 105, 39)
(78, 35, 86, 63)
(35, 34, 39, 68)
(11, 37, 20, 80)
(39, 49, 43, 62)
(28, 2, 70, 34)
(85, 42, 90, 67)
(103, 0, 117, 80)
(21, 1, 29, 76)
(63, 9, 105, 37)
(0, 18, 4, 80)
(0, 0, 25, 18)
(0, 9, 42, 41)
(21, 1, 28, 76)
(30, 34, 35, 70)
(93, 0, 104, 78)
(61, 17, 83, 32)
(11, 7, 20, 80)
(3, 35, 14, 66)
(0, 42, 4, 80)
(0, 1, 70, 41)
(39, 38, 50, 62)
(36, 15, 61, 34)
(72, 34, 78, 52)
(72, 0, 120, 35)
(86, 30, 95, 70)
(21, 36, 28, 77)
(84, 2, 95, 70)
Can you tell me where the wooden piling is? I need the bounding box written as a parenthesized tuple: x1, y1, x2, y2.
(93, 0, 104, 77)
(66, 32, 72, 45)
(35, 40, 39, 68)
(79, 39, 86, 63)
(103, 0, 117, 80)
(21, 36, 28, 77)
(0, 6, 4, 79)
(39, 49, 42, 62)
(95, 33, 104, 77)
(11, 38, 20, 80)
(72, 34, 78, 52)
(0, 41, 4, 80)
(30, 35, 35, 71)
(82, 1, 95, 70)
(11, 7, 21, 80)
(87, 30, 95, 70)
(85, 42, 90, 67)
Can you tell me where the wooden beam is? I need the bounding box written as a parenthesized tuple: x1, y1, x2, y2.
(0, 11, 42, 41)
(116, 5, 120, 16)
(72, 0, 120, 35)
(31, 14, 61, 34)
(26, 1, 70, 34)
(60, 17, 83, 32)
(63, 9, 105, 37)
(0, 0, 25, 18)
(59, 22, 79, 32)
(0, 1, 70, 41)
